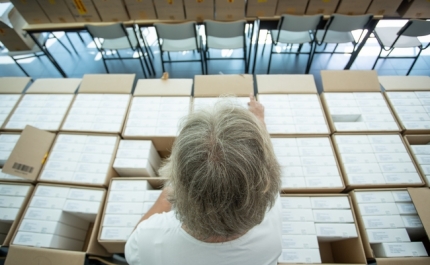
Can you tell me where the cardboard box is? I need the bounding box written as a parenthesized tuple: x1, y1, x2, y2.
(184, 0, 214, 21)
(36, 0, 76, 23)
(154, 0, 185, 20)
(366, 0, 403, 16)
(92, 0, 129, 22)
(0, 5, 36, 51)
(9, 0, 50, 24)
(398, 0, 430, 18)
(276, 0, 309, 15)
(63, 0, 101, 22)
(215, 0, 245, 20)
(403, 135, 430, 187)
(306, 0, 340, 15)
(124, 0, 157, 20)
(336, 0, 372, 15)
(246, 0, 278, 17)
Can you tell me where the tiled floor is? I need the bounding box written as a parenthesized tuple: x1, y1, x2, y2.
(1, 20, 429, 94)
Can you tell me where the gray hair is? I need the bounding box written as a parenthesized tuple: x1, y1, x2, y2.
(159, 99, 281, 240)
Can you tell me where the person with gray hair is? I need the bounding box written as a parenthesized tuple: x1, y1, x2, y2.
(125, 95, 282, 265)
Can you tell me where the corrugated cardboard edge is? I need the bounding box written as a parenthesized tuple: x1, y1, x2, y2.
(78, 74, 135, 94)
(256, 74, 317, 94)
(379, 76, 430, 91)
(89, 256, 129, 265)
(26, 78, 82, 94)
(321, 70, 381, 92)
(403, 135, 430, 187)
(133, 79, 193, 96)
(0, 77, 31, 94)
(194, 75, 253, 97)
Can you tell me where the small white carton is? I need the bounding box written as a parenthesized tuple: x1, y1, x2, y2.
(13, 232, 84, 250)
(280, 197, 312, 209)
(312, 209, 354, 223)
(354, 191, 394, 203)
(372, 242, 428, 257)
(391, 191, 412, 202)
(102, 214, 141, 227)
(358, 203, 399, 216)
(281, 209, 314, 222)
(30, 196, 67, 209)
(281, 235, 319, 249)
(366, 228, 411, 243)
(396, 203, 417, 215)
(282, 222, 316, 235)
(18, 220, 87, 241)
(315, 223, 358, 241)
(311, 197, 350, 209)
(278, 249, 321, 263)
(100, 227, 133, 240)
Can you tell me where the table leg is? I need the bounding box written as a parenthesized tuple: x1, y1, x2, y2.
(252, 19, 261, 74)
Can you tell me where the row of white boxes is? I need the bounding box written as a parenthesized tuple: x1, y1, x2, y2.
(332, 134, 423, 186)
(409, 143, 430, 185)
(13, 185, 104, 250)
(279, 196, 358, 263)
(352, 190, 427, 258)
(271, 137, 343, 190)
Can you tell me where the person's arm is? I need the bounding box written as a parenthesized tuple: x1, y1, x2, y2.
(248, 93, 265, 126)
(135, 187, 172, 229)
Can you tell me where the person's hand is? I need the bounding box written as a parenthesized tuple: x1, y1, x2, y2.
(248, 93, 265, 125)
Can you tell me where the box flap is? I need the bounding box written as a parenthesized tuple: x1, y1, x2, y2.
(2, 125, 55, 181)
(5, 245, 86, 265)
(134, 79, 192, 96)
(375, 257, 430, 265)
(321, 70, 381, 92)
(194, 75, 253, 97)
(379, 76, 430, 91)
(26, 78, 81, 94)
(257, 75, 317, 94)
(408, 188, 430, 237)
(78, 74, 135, 94)
(0, 77, 31, 93)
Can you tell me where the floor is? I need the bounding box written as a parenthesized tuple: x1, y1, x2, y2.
(0, 20, 429, 94)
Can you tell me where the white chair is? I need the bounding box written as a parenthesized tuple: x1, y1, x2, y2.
(203, 20, 248, 73)
(86, 23, 151, 77)
(372, 19, 430, 75)
(265, 14, 322, 74)
(154, 22, 205, 74)
(310, 14, 373, 69)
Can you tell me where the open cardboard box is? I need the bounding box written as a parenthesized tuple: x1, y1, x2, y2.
(122, 78, 193, 158)
(5, 183, 110, 265)
(60, 74, 135, 135)
(0, 77, 31, 129)
(349, 188, 430, 264)
(320, 71, 401, 134)
(1, 78, 81, 132)
(97, 177, 168, 254)
(279, 193, 367, 265)
(331, 132, 426, 191)
(256, 74, 331, 137)
(0, 182, 34, 247)
(404, 135, 430, 187)
(379, 76, 430, 135)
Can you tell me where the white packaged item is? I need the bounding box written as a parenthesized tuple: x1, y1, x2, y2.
(311, 197, 350, 209)
(374, 153, 411, 163)
(334, 122, 367, 131)
(379, 163, 416, 173)
(106, 202, 145, 215)
(396, 203, 417, 215)
(302, 166, 339, 177)
(347, 174, 386, 185)
(300, 156, 336, 166)
(62, 200, 100, 214)
(362, 215, 404, 229)
(108, 191, 145, 202)
(372, 242, 428, 257)
(19, 220, 87, 241)
(315, 223, 358, 241)
(13, 232, 84, 250)
(24, 208, 89, 229)
(280, 197, 311, 209)
(312, 209, 354, 223)
(281, 235, 319, 249)
(337, 144, 374, 154)
(281, 177, 306, 189)
(341, 154, 377, 164)
(278, 249, 321, 263)
(401, 215, 423, 228)
(110, 180, 151, 191)
(67, 189, 104, 202)
(391, 191, 412, 202)
(102, 215, 141, 227)
(344, 163, 381, 175)
(0, 208, 19, 222)
(366, 228, 410, 243)
(335, 135, 369, 145)
(113, 158, 156, 177)
(0, 196, 25, 208)
(277, 157, 301, 167)
(372, 144, 407, 154)
(281, 222, 316, 235)
(35, 186, 70, 198)
(305, 177, 343, 188)
(280, 166, 303, 177)
(144, 190, 162, 202)
(296, 138, 329, 147)
(0, 185, 30, 197)
(30, 196, 66, 209)
(358, 203, 399, 216)
(281, 209, 313, 222)
(100, 227, 134, 240)
(410, 145, 430, 155)
(271, 138, 297, 147)
(354, 191, 394, 203)
(383, 173, 422, 184)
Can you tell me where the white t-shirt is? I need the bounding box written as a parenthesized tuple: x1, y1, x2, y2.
(125, 195, 282, 265)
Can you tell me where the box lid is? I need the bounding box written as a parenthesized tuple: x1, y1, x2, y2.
(2, 126, 55, 181)
(408, 188, 430, 237)
(26, 78, 81, 94)
(379, 76, 430, 91)
(134, 79, 192, 96)
(0, 77, 31, 93)
(321, 70, 381, 92)
(78, 74, 135, 94)
(5, 245, 85, 265)
(194, 75, 253, 97)
(257, 75, 317, 94)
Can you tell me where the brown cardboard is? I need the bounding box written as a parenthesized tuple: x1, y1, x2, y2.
(246, 0, 278, 17)
(98, 177, 167, 253)
(350, 188, 430, 262)
(398, 0, 430, 19)
(0, 6, 36, 51)
(36, 0, 76, 23)
(379, 76, 430, 91)
(9, 0, 51, 24)
(2, 126, 56, 181)
(0, 182, 33, 247)
(26, 78, 81, 94)
(63, 0, 102, 22)
(133, 79, 193, 96)
(184, 0, 214, 22)
(276, 0, 310, 15)
(154, 0, 186, 20)
(332, 133, 426, 191)
(92, 0, 129, 22)
(321, 70, 381, 93)
(0, 77, 31, 93)
(336, 0, 372, 15)
(404, 135, 430, 187)
(215, 0, 245, 20)
(194, 74, 253, 97)
(6, 183, 109, 265)
(366, 0, 403, 16)
(78, 74, 135, 94)
(256, 74, 317, 94)
(306, 0, 340, 15)
(124, 0, 157, 20)
(279, 193, 367, 265)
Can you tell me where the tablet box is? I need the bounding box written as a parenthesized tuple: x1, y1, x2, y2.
(315, 223, 358, 242)
(372, 242, 428, 257)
